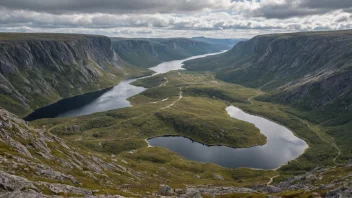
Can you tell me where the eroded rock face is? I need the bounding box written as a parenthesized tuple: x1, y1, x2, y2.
(0, 172, 37, 192)
(0, 33, 123, 116)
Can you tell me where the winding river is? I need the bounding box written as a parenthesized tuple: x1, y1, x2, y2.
(24, 51, 224, 120)
(25, 51, 308, 169)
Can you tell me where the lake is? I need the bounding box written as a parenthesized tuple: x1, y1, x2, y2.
(147, 106, 308, 169)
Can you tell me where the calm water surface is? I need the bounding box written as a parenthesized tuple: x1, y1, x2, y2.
(148, 106, 308, 169)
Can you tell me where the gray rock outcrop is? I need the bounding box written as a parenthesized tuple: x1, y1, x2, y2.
(160, 185, 174, 196)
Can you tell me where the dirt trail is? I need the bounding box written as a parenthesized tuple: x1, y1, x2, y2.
(47, 118, 77, 133)
(299, 118, 341, 164)
(158, 77, 169, 87)
(109, 88, 183, 128)
(247, 89, 263, 104)
(158, 88, 183, 111)
(150, 97, 169, 104)
(267, 175, 279, 186)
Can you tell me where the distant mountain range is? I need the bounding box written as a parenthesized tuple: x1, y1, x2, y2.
(111, 37, 239, 68)
(191, 36, 246, 48)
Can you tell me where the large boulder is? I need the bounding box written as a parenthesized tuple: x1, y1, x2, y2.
(0, 172, 37, 192)
(263, 186, 282, 193)
(160, 185, 174, 196)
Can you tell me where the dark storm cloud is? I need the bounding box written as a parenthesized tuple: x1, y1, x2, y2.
(253, 0, 352, 19)
(253, 3, 326, 19)
(0, 0, 228, 14)
(302, 0, 352, 10)
(2, 0, 351, 19)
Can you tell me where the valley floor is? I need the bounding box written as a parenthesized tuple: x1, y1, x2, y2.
(20, 71, 351, 197)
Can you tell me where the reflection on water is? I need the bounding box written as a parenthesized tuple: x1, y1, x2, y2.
(24, 51, 225, 120)
(148, 52, 222, 74)
(56, 79, 145, 118)
(148, 106, 308, 169)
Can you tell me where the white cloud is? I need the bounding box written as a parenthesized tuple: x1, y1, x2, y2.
(0, 0, 351, 38)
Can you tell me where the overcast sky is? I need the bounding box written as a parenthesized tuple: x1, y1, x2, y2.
(0, 0, 351, 38)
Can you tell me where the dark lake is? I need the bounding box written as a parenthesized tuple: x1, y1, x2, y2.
(147, 106, 308, 169)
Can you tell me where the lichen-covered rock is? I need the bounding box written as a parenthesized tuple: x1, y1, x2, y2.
(213, 173, 224, 180)
(179, 186, 256, 197)
(87, 195, 125, 198)
(326, 187, 352, 198)
(0, 191, 57, 198)
(160, 185, 174, 196)
(263, 186, 282, 193)
(35, 165, 78, 184)
(43, 182, 93, 196)
(0, 172, 37, 192)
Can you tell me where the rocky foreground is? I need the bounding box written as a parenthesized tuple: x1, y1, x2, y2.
(0, 106, 351, 197)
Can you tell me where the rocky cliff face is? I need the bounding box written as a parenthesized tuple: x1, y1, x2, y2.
(111, 38, 226, 68)
(0, 33, 140, 117)
(111, 39, 160, 67)
(184, 30, 352, 123)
